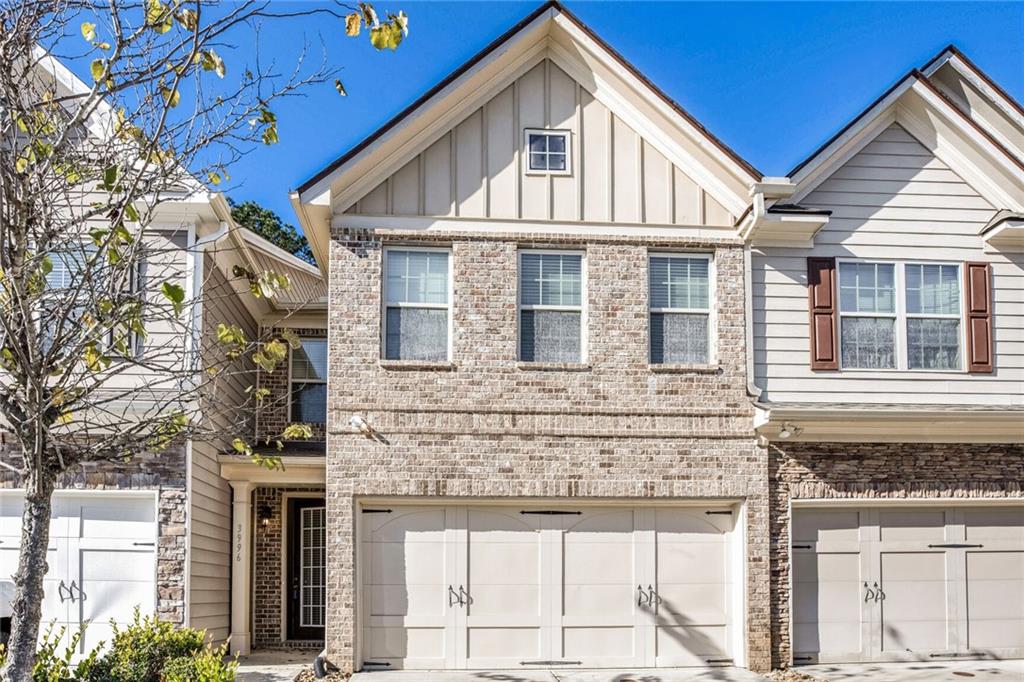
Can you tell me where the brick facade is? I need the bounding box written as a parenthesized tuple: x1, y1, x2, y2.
(1, 443, 188, 625)
(768, 442, 1024, 667)
(324, 229, 771, 672)
(252, 486, 327, 648)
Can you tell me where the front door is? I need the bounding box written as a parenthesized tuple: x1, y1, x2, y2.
(288, 497, 327, 641)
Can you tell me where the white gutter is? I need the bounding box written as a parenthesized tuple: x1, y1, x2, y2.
(743, 241, 761, 400)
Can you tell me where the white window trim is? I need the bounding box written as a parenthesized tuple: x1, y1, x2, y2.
(648, 252, 716, 365)
(380, 246, 453, 361)
(517, 248, 587, 363)
(836, 259, 967, 373)
(523, 128, 572, 176)
(288, 337, 328, 424)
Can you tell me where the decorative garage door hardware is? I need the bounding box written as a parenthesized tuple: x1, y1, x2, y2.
(636, 584, 662, 606)
(519, 510, 582, 515)
(362, 661, 391, 667)
(361, 508, 392, 514)
(706, 658, 735, 664)
(930, 653, 981, 658)
(133, 541, 154, 546)
(520, 660, 581, 666)
(927, 543, 984, 548)
(447, 585, 473, 607)
(791, 544, 812, 549)
(705, 510, 733, 515)
(863, 582, 885, 602)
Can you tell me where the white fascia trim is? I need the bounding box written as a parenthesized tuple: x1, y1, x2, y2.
(334, 213, 740, 240)
(237, 228, 323, 277)
(545, 43, 748, 218)
(290, 192, 330, 277)
(925, 52, 1024, 133)
(899, 104, 1023, 212)
(792, 498, 1024, 509)
(791, 106, 900, 204)
(299, 10, 556, 206)
(906, 81, 1024, 200)
(551, 13, 758, 189)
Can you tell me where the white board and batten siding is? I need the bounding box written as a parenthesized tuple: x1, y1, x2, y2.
(187, 255, 258, 642)
(753, 124, 1024, 405)
(344, 59, 734, 227)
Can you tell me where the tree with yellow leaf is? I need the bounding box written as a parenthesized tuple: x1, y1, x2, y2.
(0, 1, 406, 679)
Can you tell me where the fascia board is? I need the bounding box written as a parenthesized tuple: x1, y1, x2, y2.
(299, 10, 554, 207)
(291, 192, 330, 278)
(790, 107, 899, 205)
(545, 41, 749, 218)
(928, 53, 1024, 133)
(899, 88, 1024, 211)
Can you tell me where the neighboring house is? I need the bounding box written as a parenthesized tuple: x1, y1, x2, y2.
(0, 49, 327, 657)
(747, 46, 1024, 666)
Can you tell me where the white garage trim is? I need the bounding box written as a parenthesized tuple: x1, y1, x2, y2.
(355, 498, 747, 671)
(792, 498, 1024, 509)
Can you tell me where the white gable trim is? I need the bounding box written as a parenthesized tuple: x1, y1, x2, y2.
(923, 51, 1024, 133)
(791, 74, 1024, 212)
(545, 43, 746, 216)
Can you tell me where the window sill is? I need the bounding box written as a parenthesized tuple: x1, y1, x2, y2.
(516, 362, 592, 372)
(378, 360, 456, 372)
(649, 363, 721, 374)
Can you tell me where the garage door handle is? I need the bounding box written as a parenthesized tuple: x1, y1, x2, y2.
(927, 543, 983, 549)
(58, 580, 71, 604)
(637, 585, 649, 606)
(70, 581, 84, 603)
(863, 582, 875, 602)
(448, 585, 460, 608)
(873, 582, 884, 602)
(459, 585, 472, 606)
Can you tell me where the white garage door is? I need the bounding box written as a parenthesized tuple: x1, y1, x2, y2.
(792, 505, 1024, 664)
(0, 491, 157, 654)
(360, 504, 740, 670)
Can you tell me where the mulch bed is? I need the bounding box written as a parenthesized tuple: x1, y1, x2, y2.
(293, 668, 350, 681)
(766, 669, 828, 682)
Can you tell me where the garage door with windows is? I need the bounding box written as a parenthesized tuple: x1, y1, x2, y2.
(792, 505, 1024, 664)
(0, 491, 157, 654)
(359, 504, 742, 670)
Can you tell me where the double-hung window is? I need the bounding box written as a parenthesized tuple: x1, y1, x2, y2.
(290, 338, 327, 424)
(838, 261, 963, 370)
(905, 263, 961, 370)
(518, 251, 583, 362)
(649, 254, 712, 364)
(838, 262, 897, 369)
(383, 248, 451, 361)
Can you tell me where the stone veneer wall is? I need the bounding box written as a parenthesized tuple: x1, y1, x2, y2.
(769, 442, 1024, 667)
(325, 230, 770, 672)
(257, 328, 329, 443)
(252, 486, 327, 648)
(0, 442, 188, 625)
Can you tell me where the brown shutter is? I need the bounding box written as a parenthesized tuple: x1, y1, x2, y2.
(965, 261, 993, 373)
(807, 257, 838, 370)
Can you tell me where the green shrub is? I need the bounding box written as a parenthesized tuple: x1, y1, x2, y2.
(0, 623, 101, 682)
(160, 643, 236, 682)
(88, 609, 205, 682)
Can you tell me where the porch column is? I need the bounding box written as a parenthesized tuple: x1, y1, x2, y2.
(229, 481, 254, 656)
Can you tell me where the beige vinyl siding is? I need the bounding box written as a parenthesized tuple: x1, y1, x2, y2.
(753, 123, 1023, 405)
(188, 255, 258, 641)
(347, 60, 732, 227)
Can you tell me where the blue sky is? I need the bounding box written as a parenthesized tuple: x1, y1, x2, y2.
(67, 1, 1024, 228)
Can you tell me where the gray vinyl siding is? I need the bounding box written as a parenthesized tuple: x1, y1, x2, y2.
(188, 255, 258, 641)
(753, 124, 1024, 405)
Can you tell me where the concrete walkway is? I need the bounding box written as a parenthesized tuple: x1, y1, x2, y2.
(236, 650, 310, 682)
(798, 660, 1024, 681)
(351, 668, 769, 682)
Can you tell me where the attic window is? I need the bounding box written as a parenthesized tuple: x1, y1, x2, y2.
(525, 129, 571, 174)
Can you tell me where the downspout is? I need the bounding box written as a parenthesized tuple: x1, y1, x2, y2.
(744, 193, 766, 400)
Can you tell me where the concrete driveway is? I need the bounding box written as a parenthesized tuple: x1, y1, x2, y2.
(797, 660, 1024, 681)
(350, 668, 770, 681)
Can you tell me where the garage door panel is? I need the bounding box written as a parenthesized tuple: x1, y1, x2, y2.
(368, 541, 445, 587)
(793, 510, 859, 544)
(469, 585, 540, 617)
(563, 626, 634, 658)
(72, 497, 155, 539)
(878, 510, 946, 542)
(880, 551, 949, 653)
(563, 584, 633, 617)
(965, 509, 1024, 542)
(656, 584, 729, 624)
(657, 541, 726, 584)
(655, 624, 730, 665)
(965, 551, 1024, 653)
(366, 625, 446, 660)
(792, 548, 864, 659)
(466, 626, 540, 660)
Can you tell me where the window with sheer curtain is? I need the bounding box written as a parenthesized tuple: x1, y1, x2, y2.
(838, 261, 962, 371)
(383, 248, 450, 361)
(649, 255, 711, 364)
(290, 338, 327, 424)
(518, 251, 583, 363)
